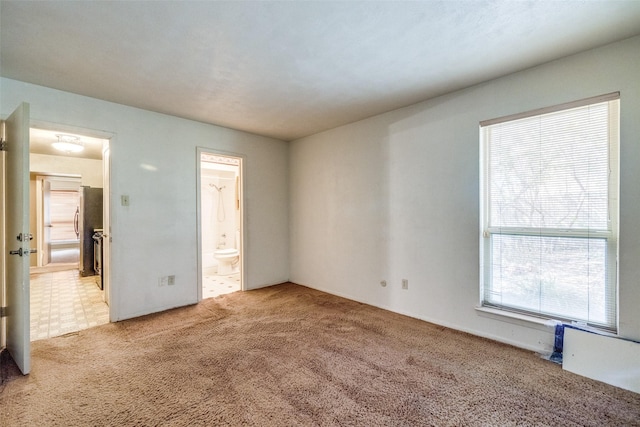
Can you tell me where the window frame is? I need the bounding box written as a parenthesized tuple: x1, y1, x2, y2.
(479, 93, 619, 332)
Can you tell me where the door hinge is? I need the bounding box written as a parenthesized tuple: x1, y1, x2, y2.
(0, 306, 6, 318)
(0, 137, 6, 152)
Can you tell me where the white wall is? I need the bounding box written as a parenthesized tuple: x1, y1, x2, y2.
(290, 36, 640, 352)
(30, 153, 103, 187)
(1, 78, 289, 321)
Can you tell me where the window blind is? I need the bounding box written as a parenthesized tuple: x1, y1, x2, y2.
(481, 96, 619, 331)
(50, 190, 80, 241)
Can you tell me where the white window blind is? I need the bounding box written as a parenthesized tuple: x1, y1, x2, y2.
(50, 190, 80, 242)
(480, 94, 619, 331)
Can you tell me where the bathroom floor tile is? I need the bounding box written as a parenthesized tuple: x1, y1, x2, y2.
(202, 272, 241, 298)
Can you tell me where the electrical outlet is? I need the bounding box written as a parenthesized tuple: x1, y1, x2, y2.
(159, 276, 168, 287)
(402, 279, 408, 290)
(168, 275, 175, 286)
(380, 280, 387, 287)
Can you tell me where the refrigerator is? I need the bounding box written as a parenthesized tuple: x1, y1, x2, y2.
(75, 186, 103, 277)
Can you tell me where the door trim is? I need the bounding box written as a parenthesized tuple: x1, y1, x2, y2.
(196, 147, 246, 301)
(28, 121, 115, 322)
(0, 126, 5, 350)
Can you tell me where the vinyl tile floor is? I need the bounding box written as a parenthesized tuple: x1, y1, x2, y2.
(30, 268, 109, 341)
(202, 271, 241, 299)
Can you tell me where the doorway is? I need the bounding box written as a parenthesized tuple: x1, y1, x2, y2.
(198, 150, 244, 299)
(28, 127, 110, 341)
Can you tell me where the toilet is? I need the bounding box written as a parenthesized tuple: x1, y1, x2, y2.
(214, 248, 239, 275)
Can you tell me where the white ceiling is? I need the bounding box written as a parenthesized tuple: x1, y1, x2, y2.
(2, 1, 640, 142)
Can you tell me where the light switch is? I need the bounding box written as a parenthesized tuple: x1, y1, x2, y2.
(121, 195, 130, 206)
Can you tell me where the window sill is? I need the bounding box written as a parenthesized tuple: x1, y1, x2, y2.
(475, 306, 552, 332)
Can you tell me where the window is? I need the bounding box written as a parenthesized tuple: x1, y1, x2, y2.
(480, 93, 619, 332)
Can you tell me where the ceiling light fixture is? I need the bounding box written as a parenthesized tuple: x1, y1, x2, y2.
(52, 134, 84, 153)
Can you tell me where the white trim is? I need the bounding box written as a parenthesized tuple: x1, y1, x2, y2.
(479, 92, 620, 127)
(30, 120, 115, 141)
(296, 281, 550, 354)
(475, 306, 551, 330)
(486, 227, 611, 239)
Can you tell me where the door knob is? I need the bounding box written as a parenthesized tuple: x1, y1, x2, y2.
(9, 248, 23, 256)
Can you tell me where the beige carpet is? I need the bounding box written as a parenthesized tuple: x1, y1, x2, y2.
(1, 283, 638, 426)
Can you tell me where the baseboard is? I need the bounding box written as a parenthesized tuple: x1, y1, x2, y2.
(290, 281, 548, 354)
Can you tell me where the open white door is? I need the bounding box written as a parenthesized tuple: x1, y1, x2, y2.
(3, 102, 31, 375)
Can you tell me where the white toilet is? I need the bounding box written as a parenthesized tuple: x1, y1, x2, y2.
(214, 230, 240, 275)
(214, 248, 239, 275)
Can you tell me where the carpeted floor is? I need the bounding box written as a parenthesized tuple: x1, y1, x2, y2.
(1, 283, 639, 426)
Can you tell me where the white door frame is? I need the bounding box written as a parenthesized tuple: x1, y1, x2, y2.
(30, 120, 115, 321)
(1, 119, 7, 350)
(0, 125, 5, 350)
(102, 143, 111, 306)
(196, 147, 246, 301)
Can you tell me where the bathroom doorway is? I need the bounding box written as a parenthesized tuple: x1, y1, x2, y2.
(197, 150, 244, 299)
